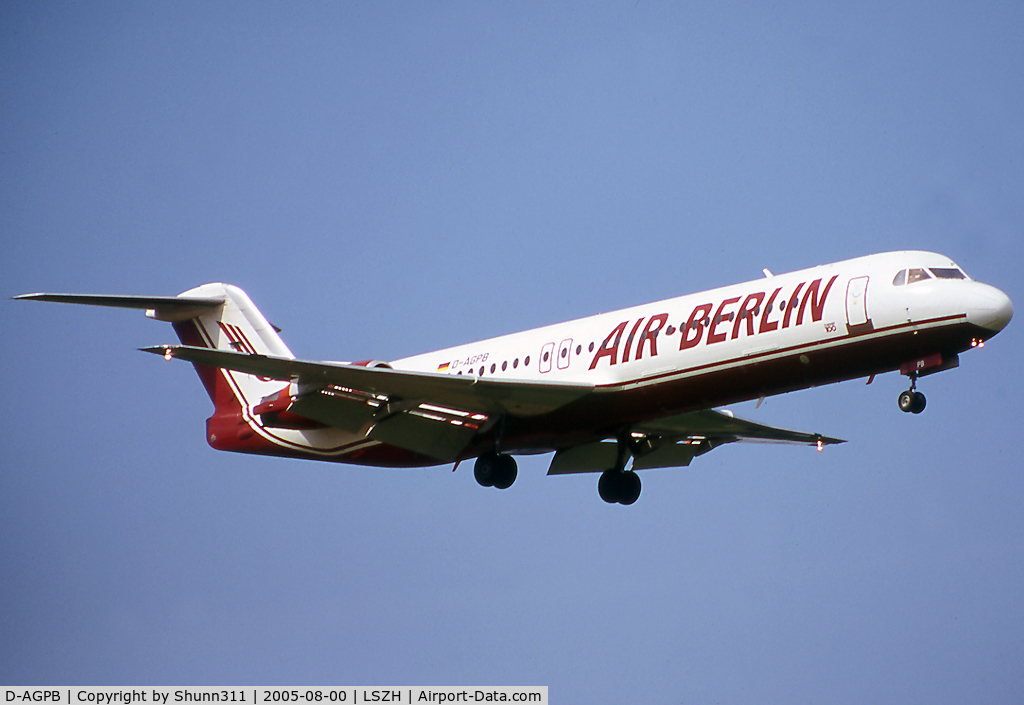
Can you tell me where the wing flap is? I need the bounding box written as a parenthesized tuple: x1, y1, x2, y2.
(367, 412, 478, 463)
(547, 439, 705, 474)
(547, 442, 619, 475)
(631, 443, 701, 470)
(286, 388, 379, 433)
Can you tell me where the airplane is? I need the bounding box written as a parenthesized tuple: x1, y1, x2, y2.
(16, 250, 1012, 505)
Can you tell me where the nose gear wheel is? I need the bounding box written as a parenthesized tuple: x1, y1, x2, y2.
(898, 373, 927, 414)
(898, 389, 926, 414)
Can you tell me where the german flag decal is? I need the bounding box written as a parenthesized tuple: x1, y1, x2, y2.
(437, 361, 451, 372)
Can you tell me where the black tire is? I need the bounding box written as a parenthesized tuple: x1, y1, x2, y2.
(598, 470, 641, 505)
(598, 470, 619, 503)
(619, 471, 641, 505)
(911, 391, 927, 414)
(493, 455, 518, 490)
(474, 453, 497, 487)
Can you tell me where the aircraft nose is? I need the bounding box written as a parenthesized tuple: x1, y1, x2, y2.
(966, 283, 1013, 335)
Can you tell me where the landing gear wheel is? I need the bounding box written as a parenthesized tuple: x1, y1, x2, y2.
(619, 471, 641, 505)
(492, 454, 518, 489)
(598, 470, 642, 505)
(474, 453, 517, 489)
(910, 391, 926, 414)
(898, 390, 914, 413)
(898, 390, 926, 414)
(474, 453, 498, 487)
(598, 470, 617, 503)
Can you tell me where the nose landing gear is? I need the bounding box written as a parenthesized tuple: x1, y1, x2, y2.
(897, 374, 927, 414)
(896, 354, 960, 414)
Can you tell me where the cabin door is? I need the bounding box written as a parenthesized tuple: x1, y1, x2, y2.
(846, 276, 869, 327)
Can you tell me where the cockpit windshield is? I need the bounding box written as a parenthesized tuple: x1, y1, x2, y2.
(892, 266, 967, 286)
(892, 268, 929, 286)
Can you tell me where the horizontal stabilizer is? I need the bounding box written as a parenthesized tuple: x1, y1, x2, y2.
(14, 293, 225, 321)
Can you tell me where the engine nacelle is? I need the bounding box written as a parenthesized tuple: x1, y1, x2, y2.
(350, 359, 393, 369)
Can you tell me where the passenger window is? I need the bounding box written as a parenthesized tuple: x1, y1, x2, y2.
(893, 269, 906, 286)
(907, 268, 931, 284)
(930, 267, 966, 279)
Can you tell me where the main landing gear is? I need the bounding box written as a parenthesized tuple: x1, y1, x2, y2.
(474, 452, 518, 490)
(474, 417, 518, 490)
(598, 468, 641, 505)
(597, 436, 642, 505)
(897, 374, 927, 414)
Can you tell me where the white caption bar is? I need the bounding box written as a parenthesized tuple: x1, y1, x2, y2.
(2, 688, 547, 705)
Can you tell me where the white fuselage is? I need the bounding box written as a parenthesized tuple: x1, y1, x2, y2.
(394, 250, 1010, 395)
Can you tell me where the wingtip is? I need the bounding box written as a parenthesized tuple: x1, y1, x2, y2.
(140, 345, 177, 360)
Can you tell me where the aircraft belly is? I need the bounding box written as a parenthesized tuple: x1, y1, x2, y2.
(261, 315, 980, 463)
(494, 317, 979, 454)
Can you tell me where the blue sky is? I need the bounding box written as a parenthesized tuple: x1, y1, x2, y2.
(2, 2, 1022, 701)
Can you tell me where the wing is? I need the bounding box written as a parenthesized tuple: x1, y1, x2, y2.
(144, 344, 593, 417)
(143, 346, 837, 468)
(548, 409, 844, 475)
(637, 409, 846, 446)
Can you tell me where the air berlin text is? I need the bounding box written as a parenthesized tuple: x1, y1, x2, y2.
(590, 276, 838, 370)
